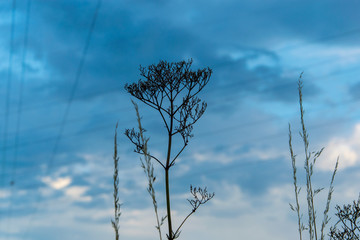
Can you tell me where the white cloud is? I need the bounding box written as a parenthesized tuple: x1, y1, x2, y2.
(172, 161, 190, 177)
(320, 123, 360, 171)
(193, 151, 236, 164)
(0, 190, 10, 199)
(65, 186, 92, 202)
(192, 146, 287, 164)
(42, 176, 72, 190)
(242, 147, 288, 161)
(4, 177, 356, 240)
(168, 182, 299, 240)
(280, 45, 360, 74)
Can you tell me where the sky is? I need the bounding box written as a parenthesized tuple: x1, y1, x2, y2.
(1, 0, 360, 239)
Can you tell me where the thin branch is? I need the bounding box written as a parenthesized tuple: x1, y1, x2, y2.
(289, 123, 303, 240)
(137, 151, 165, 169)
(321, 157, 339, 240)
(173, 185, 214, 238)
(173, 210, 195, 238)
(169, 143, 187, 167)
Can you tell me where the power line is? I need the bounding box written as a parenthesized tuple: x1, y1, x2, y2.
(1, 0, 16, 190)
(21, 1, 102, 239)
(47, 0, 101, 172)
(1, 0, 16, 237)
(6, 0, 32, 238)
(12, 0, 31, 187)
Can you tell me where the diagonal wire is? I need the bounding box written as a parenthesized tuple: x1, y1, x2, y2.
(5, 0, 32, 238)
(0, 0, 16, 236)
(21, 1, 102, 239)
(11, 0, 31, 192)
(1, 0, 16, 190)
(47, 0, 102, 171)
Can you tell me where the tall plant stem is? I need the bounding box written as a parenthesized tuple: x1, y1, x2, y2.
(124, 60, 213, 240)
(299, 78, 318, 240)
(165, 167, 172, 239)
(166, 108, 174, 239)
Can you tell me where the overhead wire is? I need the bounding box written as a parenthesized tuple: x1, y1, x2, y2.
(1, 0, 16, 191)
(47, 0, 102, 171)
(12, 0, 31, 187)
(21, 1, 102, 239)
(5, 0, 32, 238)
(0, 1, 16, 238)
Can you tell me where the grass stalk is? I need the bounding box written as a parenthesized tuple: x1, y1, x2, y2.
(289, 74, 339, 240)
(133, 100, 164, 240)
(112, 123, 121, 240)
(289, 124, 304, 240)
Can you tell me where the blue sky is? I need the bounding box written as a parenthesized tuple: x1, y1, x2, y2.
(1, 0, 360, 239)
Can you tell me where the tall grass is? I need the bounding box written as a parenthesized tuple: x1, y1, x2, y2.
(133, 100, 165, 240)
(288, 74, 339, 240)
(112, 123, 121, 240)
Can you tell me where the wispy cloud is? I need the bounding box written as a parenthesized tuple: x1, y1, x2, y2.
(42, 176, 72, 190)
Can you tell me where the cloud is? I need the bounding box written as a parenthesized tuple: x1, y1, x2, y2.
(41, 176, 72, 190)
(192, 145, 287, 164)
(0, 190, 11, 199)
(193, 151, 236, 164)
(167, 182, 300, 240)
(65, 186, 92, 202)
(320, 123, 360, 171)
(243, 147, 288, 161)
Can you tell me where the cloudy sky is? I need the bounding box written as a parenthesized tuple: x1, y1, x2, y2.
(1, 0, 360, 239)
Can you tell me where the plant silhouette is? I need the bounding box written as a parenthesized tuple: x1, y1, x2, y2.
(124, 59, 214, 240)
(329, 194, 360, 239)
(288, 75, 339, 240)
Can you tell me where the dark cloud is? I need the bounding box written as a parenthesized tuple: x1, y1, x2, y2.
(0, 0, 334, 186)
(4, 0, 342, 107)
(184, 0, 360, 47)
